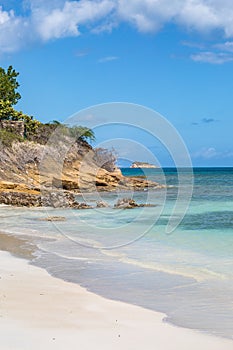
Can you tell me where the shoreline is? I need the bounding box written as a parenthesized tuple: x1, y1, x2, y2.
(0, 239, 232, 349)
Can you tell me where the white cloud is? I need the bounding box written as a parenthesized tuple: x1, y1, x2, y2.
(116, 0, 233, 35)
(75, 49, 90, 58)
(194, 147, 219, 159)
(4, 1, 233, 55)
(98, 56, 119, 63)
(193, 147, 233, 159)
(34, 0, 114, 41)
(92, 20, 118, 34)
(0, 6, 31, 53)
(117, 0, 181, 33)
(214, 41, 233, 52)
(176, 1, 219, 32)
(181, 41, 206, 49)
(0, 1, 115, 53)
(191, 51, 233, 64)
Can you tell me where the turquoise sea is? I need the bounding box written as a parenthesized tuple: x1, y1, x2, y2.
(0, 167, 233, 339)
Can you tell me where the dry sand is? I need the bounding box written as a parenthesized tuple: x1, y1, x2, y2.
(0, 250, 232, 350)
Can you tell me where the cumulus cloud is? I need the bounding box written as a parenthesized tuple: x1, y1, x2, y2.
(0, 6, 31, 53)
(0, 1, 115, 53)
(115, 0, 233, 36)
(34, 0, 115, 41)
(3, 1, 233, 55)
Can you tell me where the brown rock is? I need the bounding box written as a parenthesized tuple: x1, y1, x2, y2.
(114, 198, 139, 209)
(96, 201, 109, 208)
(39, 216, 66, 222)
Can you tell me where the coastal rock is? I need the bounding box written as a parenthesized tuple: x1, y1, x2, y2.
(71, 202, 93, 209)
(114, 197, 157, 209)
(0, 190, 92, 209)
(0, 188, 157, 209)
(52, 178, 80, 191)
(96, 201, 109, 208)
(41, 191, 76, 208)
(39, 216, 66, 222)
(0, 191, 42, 207)
(0, 138, 165, 207)
(114, 198, 139, 209)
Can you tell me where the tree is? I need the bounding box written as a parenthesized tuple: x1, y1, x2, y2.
(0, 66, 95, 143)
(0, 66, 40, 135)
(68, 126, 95, 142)
(0, 65, 21, 106)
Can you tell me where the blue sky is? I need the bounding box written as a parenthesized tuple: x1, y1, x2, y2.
(1, 0, 233, 166)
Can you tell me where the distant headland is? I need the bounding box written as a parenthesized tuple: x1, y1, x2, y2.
(130, 162, 159, 169)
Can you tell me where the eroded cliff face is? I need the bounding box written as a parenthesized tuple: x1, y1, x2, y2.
(0, 139, 163, 206)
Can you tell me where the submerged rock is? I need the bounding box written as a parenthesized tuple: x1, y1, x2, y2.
(39, 216, 66, 222)
(71, 202, 93, 209)
(96, 201, 109, 208)
(114, 198, 139, 209)
(114, 197, 157, 209)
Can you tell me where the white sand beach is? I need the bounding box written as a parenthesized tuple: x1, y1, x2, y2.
(0, 250, 232, 350)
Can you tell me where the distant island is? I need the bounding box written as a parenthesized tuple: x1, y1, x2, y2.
(130, 162, 159, 169)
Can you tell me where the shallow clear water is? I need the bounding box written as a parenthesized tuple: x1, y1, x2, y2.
(0, 167, 233, 339)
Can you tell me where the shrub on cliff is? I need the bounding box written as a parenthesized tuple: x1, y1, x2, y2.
(0, 66, 95, 147)
(0, 100, 40, 136)
(0, 129, 24, 147)
(27, 122, 95, 145)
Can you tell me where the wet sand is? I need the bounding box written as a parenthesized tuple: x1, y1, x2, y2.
(0, 245, 232, 350)
(0, 232, 35, 259)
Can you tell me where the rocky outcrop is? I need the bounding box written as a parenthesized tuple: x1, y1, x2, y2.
(71, 202, 93, 209)
(0, 120, 25, 138)
(0, 191, 42, 207)
(0, 140, 162, 192)
(130, 162, 159, 168)
(114, 198, 139, 209)
(114, 198, 157, 209)
(0, 190, 92, 208)
(96, 201, 109, 208)
(0, 136, 165, 208)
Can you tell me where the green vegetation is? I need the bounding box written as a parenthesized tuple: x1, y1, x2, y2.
(0, 65, 21, 106)
(66, 125, 95, 142)
(0, 66, 95, 146)
(0, 100, 40, 135)
(46, 121, 95, 142)
(27, 122, 95, 145)
(0, 129, 23, 147)
(0, 66, 40, 135)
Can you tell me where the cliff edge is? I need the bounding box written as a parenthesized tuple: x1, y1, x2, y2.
(0, 138, 164, 206)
